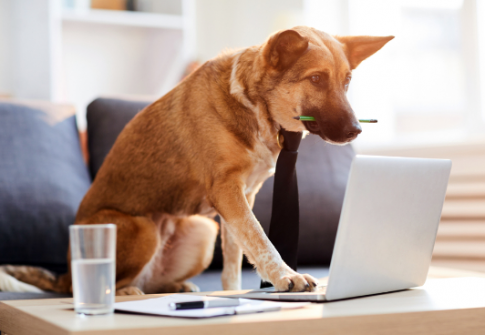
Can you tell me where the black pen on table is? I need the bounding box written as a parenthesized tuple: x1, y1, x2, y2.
(169, 298, 241, 310)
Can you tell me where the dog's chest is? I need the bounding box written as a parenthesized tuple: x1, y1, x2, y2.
(245, 146, 277, 196)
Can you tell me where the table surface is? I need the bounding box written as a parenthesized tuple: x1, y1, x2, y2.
(1, 268, 485, 335)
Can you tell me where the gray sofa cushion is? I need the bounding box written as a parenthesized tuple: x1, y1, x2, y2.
(87, 98, 150, 179)
(86, 98, 355, 267)
(0, 101, 91, 273)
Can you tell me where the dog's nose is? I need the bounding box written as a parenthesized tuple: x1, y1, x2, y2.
(346, 123, 362, 140)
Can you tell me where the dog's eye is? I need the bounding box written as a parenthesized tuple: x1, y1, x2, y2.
(309, 73, 329, 88)
(311, 75, 320, 84)
(344, 76, 351, 87)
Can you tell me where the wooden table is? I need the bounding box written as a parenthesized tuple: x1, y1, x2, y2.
(1, 268, 485, 335)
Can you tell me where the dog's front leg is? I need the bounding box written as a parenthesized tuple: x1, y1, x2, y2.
(220, 193, 257, 290)
(221, 217, 243, 290)
(210, 181, 318, 292)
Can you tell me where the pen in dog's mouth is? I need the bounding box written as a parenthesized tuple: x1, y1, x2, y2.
(293, 116, 378, 123)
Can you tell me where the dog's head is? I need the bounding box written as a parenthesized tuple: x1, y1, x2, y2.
(260, 27, 393, 145)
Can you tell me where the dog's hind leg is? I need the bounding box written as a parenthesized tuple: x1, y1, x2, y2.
(0, 210, 159, 295)
(77, 209, 159, 295)
(143, 215, 218, 294)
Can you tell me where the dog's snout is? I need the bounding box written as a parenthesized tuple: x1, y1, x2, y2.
(346, 123, 362, 140)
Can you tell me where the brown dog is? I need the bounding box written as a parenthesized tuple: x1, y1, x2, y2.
(1, 26, 393, 295)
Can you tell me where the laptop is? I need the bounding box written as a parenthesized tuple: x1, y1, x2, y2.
(227, 155, 452, 302)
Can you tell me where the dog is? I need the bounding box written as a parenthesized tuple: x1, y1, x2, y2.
(0, 26, 393, 295)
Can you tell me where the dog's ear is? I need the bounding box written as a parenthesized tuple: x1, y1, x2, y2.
(264, 30, 309, 71)
(336, 35, 394, 69)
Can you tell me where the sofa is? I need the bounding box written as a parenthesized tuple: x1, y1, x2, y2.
(0, 98, 355, 300)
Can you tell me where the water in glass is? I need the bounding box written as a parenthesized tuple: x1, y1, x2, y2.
(72, 258, 115, 315)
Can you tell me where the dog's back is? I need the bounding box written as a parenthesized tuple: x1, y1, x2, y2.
(76, 52, 260, 222)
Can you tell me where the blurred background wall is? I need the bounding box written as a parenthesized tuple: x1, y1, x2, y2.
(0, 0, 12, 98)
(1, 0, 484, 149)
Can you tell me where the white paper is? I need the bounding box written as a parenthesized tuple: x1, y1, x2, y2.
(114, 294, 308, 318)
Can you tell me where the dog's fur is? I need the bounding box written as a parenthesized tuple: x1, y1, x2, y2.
(0, 27, 393, 295)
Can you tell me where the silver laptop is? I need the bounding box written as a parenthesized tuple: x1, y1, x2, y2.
(230, 155, 452, 302)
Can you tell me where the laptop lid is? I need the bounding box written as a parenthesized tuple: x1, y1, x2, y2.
(325, 155, 451, 301)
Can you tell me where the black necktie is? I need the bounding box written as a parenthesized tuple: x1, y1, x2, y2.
(261, 129, 302, 288)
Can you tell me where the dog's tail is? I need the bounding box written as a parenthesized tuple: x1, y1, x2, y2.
(0, 265, 70, 293)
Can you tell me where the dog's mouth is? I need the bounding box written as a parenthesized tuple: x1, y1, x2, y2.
(301, 119, 351, 145)
(303, 120, 321, 135)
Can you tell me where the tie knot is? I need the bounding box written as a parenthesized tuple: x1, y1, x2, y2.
(279, 129, 303, 152)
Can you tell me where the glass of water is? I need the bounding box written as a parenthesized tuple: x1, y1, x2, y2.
(70, 224, 116, 315)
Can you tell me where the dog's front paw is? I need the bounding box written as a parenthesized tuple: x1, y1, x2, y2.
(272, 272, 319, 292)
(116, 286, 145, 296)
(176, 281, 200, 293)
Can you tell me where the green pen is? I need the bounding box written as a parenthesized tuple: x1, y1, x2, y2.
(293, 116, 378, 123)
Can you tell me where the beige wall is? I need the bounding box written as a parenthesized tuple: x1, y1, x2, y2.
(194, 0, 304, 62)
(0, 0, 12, 97)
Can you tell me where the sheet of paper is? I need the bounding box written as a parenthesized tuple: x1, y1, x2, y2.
(114, 294, 308, 318)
